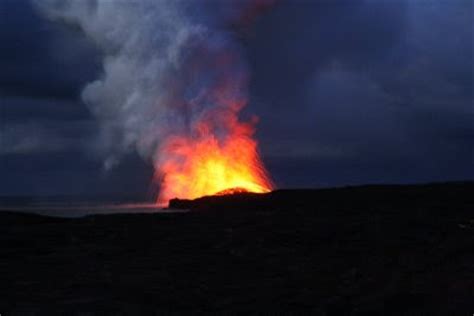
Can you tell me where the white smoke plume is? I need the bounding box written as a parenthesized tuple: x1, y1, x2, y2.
(33, 0, 272, 170)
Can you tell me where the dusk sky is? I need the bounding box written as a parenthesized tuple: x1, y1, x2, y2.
(0, 0, 472, 197)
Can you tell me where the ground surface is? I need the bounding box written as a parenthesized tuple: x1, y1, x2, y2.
(1, 182, 473, 315)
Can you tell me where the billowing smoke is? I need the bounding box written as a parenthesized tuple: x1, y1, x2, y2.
(33, 0, 273, 170)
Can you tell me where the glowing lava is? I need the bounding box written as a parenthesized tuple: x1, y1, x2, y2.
(155, 108, 273, 205)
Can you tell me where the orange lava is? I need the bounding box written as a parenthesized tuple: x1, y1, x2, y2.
(215, 187, 250, 195)
(155, 108, 273, 205)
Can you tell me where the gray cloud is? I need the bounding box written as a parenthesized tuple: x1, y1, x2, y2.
(0, 119, 94, 155)
(0, 0, 100, 100)
(249, 0, 473, 187)
(33, 0, 268, 174)
(0, 0, 471, 195)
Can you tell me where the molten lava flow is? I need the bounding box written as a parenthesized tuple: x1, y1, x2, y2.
(155, 108, 273, 205)
(215, 187, 250, 195)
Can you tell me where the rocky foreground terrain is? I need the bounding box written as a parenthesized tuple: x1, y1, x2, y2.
(1, 182, 473, 315)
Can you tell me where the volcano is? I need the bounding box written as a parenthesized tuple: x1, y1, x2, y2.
(215, 187, 251, 195)
(155, 109, 274, 205)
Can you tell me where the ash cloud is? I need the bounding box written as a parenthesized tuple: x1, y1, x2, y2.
(33, 0, 268, 170)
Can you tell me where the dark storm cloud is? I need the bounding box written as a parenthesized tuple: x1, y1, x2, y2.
(0, 151, 153, 196)
(0, 117, 95, 155)
(247, 0, 473, 187)
(0, 0, 472, 195)
(246, 0, 407, 106)
(0, 0, 100, 140)
(0, 0, 100, 100)
(0, 0, 105, 195)
(1, 96, 91, 122)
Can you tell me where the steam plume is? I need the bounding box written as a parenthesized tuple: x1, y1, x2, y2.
(34, 0, 274, 198)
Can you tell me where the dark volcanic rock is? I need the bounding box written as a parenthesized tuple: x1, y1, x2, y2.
(1, 182, 474, 315)
(168, 191, 264, 210)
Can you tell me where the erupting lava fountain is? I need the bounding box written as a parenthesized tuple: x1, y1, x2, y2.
(155, 103, 274, 205)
